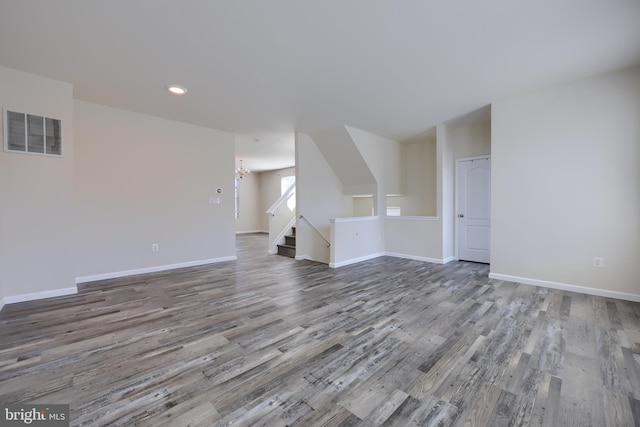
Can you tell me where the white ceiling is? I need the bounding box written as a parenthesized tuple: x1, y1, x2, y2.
(1, 1, 639, 172)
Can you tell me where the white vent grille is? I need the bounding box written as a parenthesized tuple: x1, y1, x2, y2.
(4, 110, 62, 156)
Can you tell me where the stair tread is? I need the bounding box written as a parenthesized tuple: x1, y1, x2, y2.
(277, 243, 296, 249)
(277, 227, 297, 258)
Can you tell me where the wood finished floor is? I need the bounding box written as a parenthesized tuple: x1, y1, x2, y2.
(1, 233, 640, 426)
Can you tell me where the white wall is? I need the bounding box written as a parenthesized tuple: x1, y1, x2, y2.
(346, 126, 402, 191)
(331, 217, 382, 267)
(346, 125, 402, 212)
(345, 126, 400, 260)
(491, 66, 640, 298)
(295, 133, 344, 263)
(74, 100, 236, 280)
(0, 66, 76, 303)
(437, 124, 456, 261)
(311, 127, 377, 196)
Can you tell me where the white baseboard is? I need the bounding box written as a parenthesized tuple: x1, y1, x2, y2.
(384, 252, 452, 265)
(295, 255, 332, 265)
(75, 256, 237, 284)
(236, 230, 267, 234)
(0, 298, 4, 312)
(327, 252, 457, 268)
(2, 286, 78, 306)
(330, 252, 385, 268)
(489, 272, 640, 303)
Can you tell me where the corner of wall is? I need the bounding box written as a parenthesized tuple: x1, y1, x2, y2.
(0, 66, 75, 301)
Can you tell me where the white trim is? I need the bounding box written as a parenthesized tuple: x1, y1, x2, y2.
(331, 216, 379, 223)
(236, 230, 267, 234)
(0, 298, 5, 312)
(295, 254, 313, 261)
(3, 286, 78, 305)
(75, 256, 237, 284)
(330, 252, 385, 268)
(270, 216, 297, 254)
(456, 154, 491, 163)
(488, 273, 640, 303)
(266, 181, 296, 216)
(327, 252, 458, 268)
(384, 216, 439, 221)
(384, 252, 455, 265)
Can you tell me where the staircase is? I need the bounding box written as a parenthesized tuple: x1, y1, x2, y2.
(277, 227, 296, 258)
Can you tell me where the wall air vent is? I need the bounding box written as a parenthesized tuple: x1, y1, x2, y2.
(4, 109, 62, 156)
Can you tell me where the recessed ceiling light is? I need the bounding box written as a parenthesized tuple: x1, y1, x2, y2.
(167, 84, 188, 95)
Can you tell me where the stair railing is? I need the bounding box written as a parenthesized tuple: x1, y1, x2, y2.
(299, 215, 331, 247)
(266, 182, 295, 216)
(266, 182, 296, 254)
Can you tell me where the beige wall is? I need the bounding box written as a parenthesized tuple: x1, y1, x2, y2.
(74, 100, 236, 279)
(448, 120, 491, 160)
(399, 135, 437, 216)
(491, 66, 640, 297)
(392, 121, 489, 219)
(353, 196, 375, 216)
(0, 66, 75, 301)
(235, 172, 261, 233)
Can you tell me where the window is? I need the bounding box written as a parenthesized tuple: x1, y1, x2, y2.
(280, 175, 295, 195)
(281, 175, 296, 211)
(387, 207, 401, 216)
(4, 110, 62, 156)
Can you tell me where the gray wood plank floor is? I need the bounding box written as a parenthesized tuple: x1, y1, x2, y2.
(1, 233, 640, 426)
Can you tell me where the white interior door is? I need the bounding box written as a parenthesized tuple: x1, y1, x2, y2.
(457, 157, 491, 263)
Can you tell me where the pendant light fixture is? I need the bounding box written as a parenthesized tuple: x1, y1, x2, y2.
(235, 160, 251, 179)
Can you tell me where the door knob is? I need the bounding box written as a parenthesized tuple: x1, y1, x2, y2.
(458, 214, 464, 218)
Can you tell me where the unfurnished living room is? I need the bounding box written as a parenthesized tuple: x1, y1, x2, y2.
(1, 1, 640, 426)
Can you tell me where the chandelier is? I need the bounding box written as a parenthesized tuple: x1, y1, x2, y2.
(235, 160, 251, 179)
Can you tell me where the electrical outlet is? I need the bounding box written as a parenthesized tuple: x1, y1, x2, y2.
(593, 256, 604, 268)
(152, 243, 159, 252)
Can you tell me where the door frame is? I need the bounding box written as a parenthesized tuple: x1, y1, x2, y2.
(454, 154, 491, 262)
